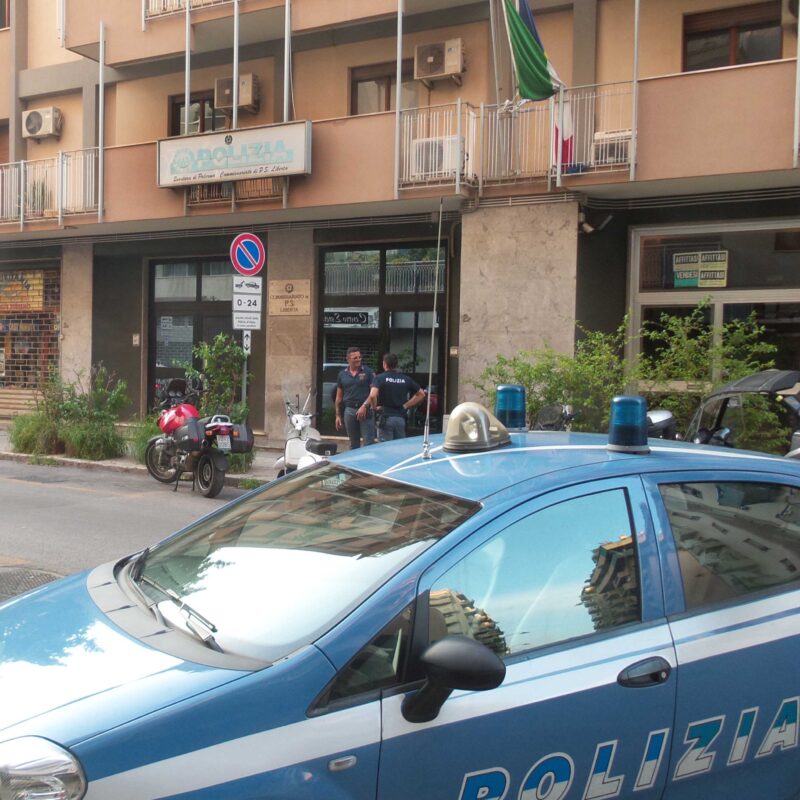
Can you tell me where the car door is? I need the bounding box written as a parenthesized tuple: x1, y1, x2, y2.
(377, 478, 677, 800)
(645, 471, 800, 799)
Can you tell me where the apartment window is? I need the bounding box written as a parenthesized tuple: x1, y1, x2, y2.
(350, 60, 418, 115)
(684, 2, 782, 72)
(0, 0, 8, 29)
(169, 92, 228, 137)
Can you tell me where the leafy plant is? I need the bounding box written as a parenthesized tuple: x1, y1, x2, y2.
(126, 416, 161, 464)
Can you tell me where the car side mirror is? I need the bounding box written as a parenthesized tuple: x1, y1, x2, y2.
(401, 635, 506, 724)
(709, 426, 733, 448)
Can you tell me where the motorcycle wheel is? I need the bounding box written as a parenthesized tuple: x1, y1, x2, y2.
(145, 441, 178, 484)
(196, 453, 225, 498)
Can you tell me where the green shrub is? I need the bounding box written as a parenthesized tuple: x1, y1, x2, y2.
(61, 421, 126, 460)
(9, 412, 63, 455)
(126, 416, 161, 464)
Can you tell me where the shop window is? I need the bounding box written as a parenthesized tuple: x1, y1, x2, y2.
(169, 92, 228, 137)
(0, 266, 60, 389)
(350, 60, 418, 115)
(683, 2, 781, 72)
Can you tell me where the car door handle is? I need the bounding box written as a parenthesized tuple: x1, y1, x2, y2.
(617, 656, 671, 688)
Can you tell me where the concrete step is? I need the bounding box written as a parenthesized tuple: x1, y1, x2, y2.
(0, 389, 38, 419)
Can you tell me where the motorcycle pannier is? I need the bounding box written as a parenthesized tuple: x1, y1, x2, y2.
(175, 417, 202, 451)
(230, 423, 255, 453)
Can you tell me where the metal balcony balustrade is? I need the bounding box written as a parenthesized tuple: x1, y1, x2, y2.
(324, 261, 444, 296)
(145, 0, 233, 19)
(0, 149, 99, 225)
(186, 177, 283, 205)
(399, 82, 633, 190)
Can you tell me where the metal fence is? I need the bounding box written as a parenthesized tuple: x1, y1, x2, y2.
(145, 0, 231, 17)
(186, 177, 283, 206)
(400, 82, 634, 190)
(0, 149, 99, 224)
(386, 261, 445, 294)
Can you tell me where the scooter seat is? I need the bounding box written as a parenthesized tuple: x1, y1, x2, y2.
(307, 439, 337, 457)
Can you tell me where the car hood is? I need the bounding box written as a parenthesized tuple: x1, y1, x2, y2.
(0, 571, 250, 745)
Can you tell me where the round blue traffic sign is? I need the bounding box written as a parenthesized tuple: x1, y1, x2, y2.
(230, 233, 266, 276)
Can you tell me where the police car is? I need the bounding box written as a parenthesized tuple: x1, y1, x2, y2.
(2, 396, 800, 800)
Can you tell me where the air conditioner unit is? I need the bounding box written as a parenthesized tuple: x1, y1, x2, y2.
(214, 73, 260, 113)
(410, 136, 464, 181)
(22, 107, 63, 139)
(414, 39, 464, 87)
(782, 0, 798, 27)
(592, 129, 631, 165)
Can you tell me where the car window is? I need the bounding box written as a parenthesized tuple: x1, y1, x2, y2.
(718, 394, 795, 455)
(322, 605, 413, 704)
(136, 466, 478, 663)
(686, 396, 723, 440)
(428, 489, 640, 658)
(660, 480, 800, 610)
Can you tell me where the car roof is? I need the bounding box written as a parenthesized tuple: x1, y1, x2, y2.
(330, 430, 796, 502)
(708, 369, 800, 398)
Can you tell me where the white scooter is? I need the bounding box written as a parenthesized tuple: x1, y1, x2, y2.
(274, 392, 338, 477)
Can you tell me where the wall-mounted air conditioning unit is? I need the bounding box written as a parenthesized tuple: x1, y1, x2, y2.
(22, 107, 63, 139)
(592, 129, 631, 166)
(414, 39, 464, 87)
(410, 136, 464, 181)
(214, 73, 260, 112)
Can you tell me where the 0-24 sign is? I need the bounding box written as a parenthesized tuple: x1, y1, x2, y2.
(233, 294, 262, 312)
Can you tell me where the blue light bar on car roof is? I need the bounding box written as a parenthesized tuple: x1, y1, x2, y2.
(607, 396, 650, 454)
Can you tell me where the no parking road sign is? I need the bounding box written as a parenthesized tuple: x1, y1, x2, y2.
(230, 232, 266, 276)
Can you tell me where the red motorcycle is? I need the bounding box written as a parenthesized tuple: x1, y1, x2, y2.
(145, 377, 252, 498)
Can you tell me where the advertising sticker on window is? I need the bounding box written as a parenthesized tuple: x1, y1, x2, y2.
(0, 271, 44, 312)
(672, 251, 728, 288)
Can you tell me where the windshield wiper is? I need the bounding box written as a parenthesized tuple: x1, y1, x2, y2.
(137, 574, 223, 652)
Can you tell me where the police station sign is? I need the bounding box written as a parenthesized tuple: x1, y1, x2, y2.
(157, 121, 312, 187)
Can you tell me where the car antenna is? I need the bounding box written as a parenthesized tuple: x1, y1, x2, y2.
(422, 197, 444, 461)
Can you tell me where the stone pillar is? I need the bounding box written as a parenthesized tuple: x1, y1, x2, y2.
(60, 243, 94, 383)
(264, 228, 316, 446)
(458, 203, 578, 403)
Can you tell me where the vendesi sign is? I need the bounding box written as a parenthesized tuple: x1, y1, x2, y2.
(673, 251, 729, 288)
(157, 121, 312, 188)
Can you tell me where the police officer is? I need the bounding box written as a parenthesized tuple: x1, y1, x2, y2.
(368, 352, 425, 442)
(334, 347, 376, 449)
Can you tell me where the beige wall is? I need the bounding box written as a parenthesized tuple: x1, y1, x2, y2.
(28, 0, 84, 69)
(598, 0, 794, 84)
(24, 91, 83, 158)
(264, 228, 316, 446)
(458, 203, 578, 403)
(537, 8, 573, 87)
(293, 21, 493, 120)
(293, 0, 397, 32)
(60, 243, 93, 383)
(113, 57, 276, 146)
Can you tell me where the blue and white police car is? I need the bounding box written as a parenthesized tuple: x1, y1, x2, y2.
(2, 397, 800, 800)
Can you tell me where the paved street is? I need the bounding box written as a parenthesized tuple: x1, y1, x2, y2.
(0, 459, 247, 599)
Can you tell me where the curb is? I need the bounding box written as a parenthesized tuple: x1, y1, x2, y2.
(0, 450, 277, 489)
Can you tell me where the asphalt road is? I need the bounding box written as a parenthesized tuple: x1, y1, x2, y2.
(0, 459, 246, 580)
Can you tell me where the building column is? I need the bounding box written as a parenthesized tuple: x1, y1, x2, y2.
(60, 244, 93, 382)
(457, 203, 578, 404)
(264, 228, 316, 446)
(9, 0, 28, 163)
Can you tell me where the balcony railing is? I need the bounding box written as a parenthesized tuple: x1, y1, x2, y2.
(400, 83, 633, 191)
(186, 177, 283, 206)
(0, 149, 99, 224)
(145, 0, 233, 18)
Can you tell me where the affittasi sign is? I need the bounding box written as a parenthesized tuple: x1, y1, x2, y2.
(157, 121, 312, 187)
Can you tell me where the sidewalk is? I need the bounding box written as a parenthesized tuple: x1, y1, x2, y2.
(0, 424, 283, 488)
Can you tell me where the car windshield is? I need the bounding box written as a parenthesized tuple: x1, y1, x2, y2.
(136, 465, 478, 662)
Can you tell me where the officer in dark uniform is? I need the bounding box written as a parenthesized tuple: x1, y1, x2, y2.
(368, 352, 425, 442)
(334, 347, 376, 449)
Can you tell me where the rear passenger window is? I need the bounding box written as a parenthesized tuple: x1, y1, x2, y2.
(660, 481, 800, 610)
(428, 489, 640, 658)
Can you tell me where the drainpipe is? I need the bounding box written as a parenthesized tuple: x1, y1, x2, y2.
(282, 0, 291, 209)
(98, 21, 105, 223)
(394, 0, 404, 199)
(232, 0, 240, 130)
(794, 8, 800, 167)
(629, 0, 640, 181)
(184, 0, 191, 135)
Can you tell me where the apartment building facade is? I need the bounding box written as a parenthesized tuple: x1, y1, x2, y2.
(0, 0, 799, 441)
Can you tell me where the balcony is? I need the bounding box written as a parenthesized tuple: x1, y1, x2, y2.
(186, 176, 283, 205)
(0, 149, 99, 224)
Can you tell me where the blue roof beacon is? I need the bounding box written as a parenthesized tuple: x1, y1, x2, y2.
(607, 394, 650, 453)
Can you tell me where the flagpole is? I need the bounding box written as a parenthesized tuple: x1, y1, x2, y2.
(232, 0, 240, 130)
(500, 0, 517, 99)
(629, 0, 640, 181)
(394, 0, 404, 199)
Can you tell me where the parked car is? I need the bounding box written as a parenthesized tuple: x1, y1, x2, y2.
(685, 368, 800, 454)
(2, 398, 800, 798)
